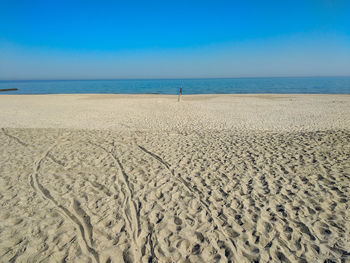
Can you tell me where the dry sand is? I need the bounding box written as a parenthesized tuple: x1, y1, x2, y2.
(0, 94, 349, 262)
(0, 94, 350, 131)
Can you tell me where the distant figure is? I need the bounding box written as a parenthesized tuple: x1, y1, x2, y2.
(178, 86, 183, 102)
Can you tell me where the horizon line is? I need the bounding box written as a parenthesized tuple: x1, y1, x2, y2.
(1, 75, 350, 82)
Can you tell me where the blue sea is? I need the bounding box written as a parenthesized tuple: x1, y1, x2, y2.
(0, 77, 349, 95)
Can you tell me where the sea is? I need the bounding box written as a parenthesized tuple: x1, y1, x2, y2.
(0, 77, 349, 95)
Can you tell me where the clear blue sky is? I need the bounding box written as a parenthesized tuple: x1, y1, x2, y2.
(1, 0, 349, 79)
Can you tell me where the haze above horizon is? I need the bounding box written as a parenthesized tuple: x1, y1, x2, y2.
(1, 0, 350, 80)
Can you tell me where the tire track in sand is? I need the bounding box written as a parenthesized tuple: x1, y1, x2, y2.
(29, 139, 100, 263)
(1, 128, 28, 147)
(90, 141, 142, 262)
(138, 145, 238, 260)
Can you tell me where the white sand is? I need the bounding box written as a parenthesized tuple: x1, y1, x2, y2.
(0, 94, 349, 131)
(0, 94, 349, 262)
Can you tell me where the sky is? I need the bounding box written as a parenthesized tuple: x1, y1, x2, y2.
(0, 0, 350, 80)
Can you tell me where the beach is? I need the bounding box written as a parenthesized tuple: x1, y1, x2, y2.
(0, 94, 349, 262)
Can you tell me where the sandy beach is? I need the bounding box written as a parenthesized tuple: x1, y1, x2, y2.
(0, 94, 349, 262)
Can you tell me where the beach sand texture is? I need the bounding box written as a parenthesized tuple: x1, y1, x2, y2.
(0, 95, 349, 262)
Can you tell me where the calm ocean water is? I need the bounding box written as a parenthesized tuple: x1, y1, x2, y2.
(0, 77, 349, 95)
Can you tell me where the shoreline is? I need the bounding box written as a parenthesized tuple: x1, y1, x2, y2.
(1, 93, 350, 96)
